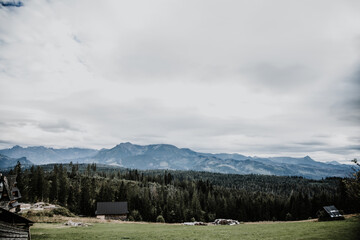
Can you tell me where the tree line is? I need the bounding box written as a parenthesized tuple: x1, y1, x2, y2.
(8, 162, 359, 223)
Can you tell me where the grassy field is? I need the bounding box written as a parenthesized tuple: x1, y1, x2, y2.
(31, 216, 360, 240)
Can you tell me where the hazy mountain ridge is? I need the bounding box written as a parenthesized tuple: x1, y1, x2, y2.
(0, 145, 98, 164)
(0, 143, 352, 179)
(83, 143, 353, 179)
(0, 153, 33, 169)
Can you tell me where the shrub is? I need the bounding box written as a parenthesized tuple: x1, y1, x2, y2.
(130, 210, 142, 221)
(285, 213, 293, 221)
(156, 215, 165, 223)
(52, 207, 75, 217)
(207, 213, 216, 222)
(23, 210, 53, 217)
(316, 210, 327, 221)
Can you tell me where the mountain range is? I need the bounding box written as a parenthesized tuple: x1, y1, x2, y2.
(0, 145, 97, 165)
(0, 153, 33, 169)
(0, 142, 353, 179)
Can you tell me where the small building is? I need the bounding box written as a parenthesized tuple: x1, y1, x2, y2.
(321, 205, 344, 221)
(0, 173, 34, 239)
(95, 202, 128, 220)
(0, 174, 22, 210)
(0, 207, 33, 240)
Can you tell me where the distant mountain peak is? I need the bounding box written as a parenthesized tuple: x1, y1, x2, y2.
(0, 154, 33, 169)
(327, 160, 341, 165)
(150, 143, 178, 149)
(0, 145, 98, 165)
(0, 143, 353, 179)
(115, 142, 138, 148)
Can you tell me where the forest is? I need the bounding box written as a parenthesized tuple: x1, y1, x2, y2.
(7, 162, 359, 223)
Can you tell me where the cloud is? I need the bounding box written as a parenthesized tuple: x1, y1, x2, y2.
(239, 63, 317, 92)
(330, 66, 360, 125)
(0, 0, 359, 163)
(38, 119, 80, 133)
(294, 141, 328, 147)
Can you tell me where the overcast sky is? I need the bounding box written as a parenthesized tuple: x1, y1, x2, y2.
(0, 0, 359, 163)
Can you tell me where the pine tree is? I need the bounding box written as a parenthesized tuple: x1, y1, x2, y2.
(29, 165, 38, 202)
(116, 181, 127, 201)
(49, 165, 59, 203)
(80, 177, 92, 215)
(58, 165, 69, 206)
(13, 161, 29, 201)
(35, 166, 47, 201)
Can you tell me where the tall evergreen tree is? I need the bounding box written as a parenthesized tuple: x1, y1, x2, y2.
(58, 165, 69, 206)
(49, 165, 59, 203)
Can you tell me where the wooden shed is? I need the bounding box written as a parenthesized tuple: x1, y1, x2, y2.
(322, 205, 344, 220)
(95, 202, 128, 220)
(0, 208, 33, 239)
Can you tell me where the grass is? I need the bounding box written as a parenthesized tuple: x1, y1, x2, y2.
(31, 216, 360, 240)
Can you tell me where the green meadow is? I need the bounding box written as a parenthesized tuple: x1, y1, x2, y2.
(31, 216, 360, 240)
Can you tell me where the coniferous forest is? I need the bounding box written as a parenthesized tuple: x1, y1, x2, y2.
(8, 162, 359, 223)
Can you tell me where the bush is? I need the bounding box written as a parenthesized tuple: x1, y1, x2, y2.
(23, 207, 75, 218)
(316, 210, 327, 221)
(207, 213, 216, 222)
(51, 207, 75, 217)
(156, 215, 165, 223)
(23, 210, 33, 217)
(130, 210, 142, 221)
(285, 213, 293, 221)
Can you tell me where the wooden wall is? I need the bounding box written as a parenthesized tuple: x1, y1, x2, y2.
(0, 221, 30, 240)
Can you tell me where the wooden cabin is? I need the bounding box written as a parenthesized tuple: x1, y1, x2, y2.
(0, 173, 33, 239)
(322, 205, 344, 220)
(95, 202, 128, 220)
(0, 208, 33, 240)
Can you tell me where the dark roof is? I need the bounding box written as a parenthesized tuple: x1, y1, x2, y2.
(96, 202, 128, 215)
(0, 208, 33, 225)
(323, 205, 343, 218)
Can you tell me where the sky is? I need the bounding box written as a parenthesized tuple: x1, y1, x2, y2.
(0, 0, 359, 163)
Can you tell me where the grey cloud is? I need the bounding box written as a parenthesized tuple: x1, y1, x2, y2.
(331, 67, 360, 124)
(24, 94, 260, 140)
(38, 119, 81, 133)
(0, 118, 37, 128)
(338, 111, 360, 124)
(239, 63, 317, 92)
(294, 141, 328, 146)
(348, 136, 360, 143)
(324, 146, 360, 155)
(0, 0, 360, 162)
(245, 144, 356, 157)
(247, 144, 315, 153)
(0, 139, 12, 144)
(0, 121, 8, 127)
(19, 92, 360, 158)
(346, 145, 360, 151)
